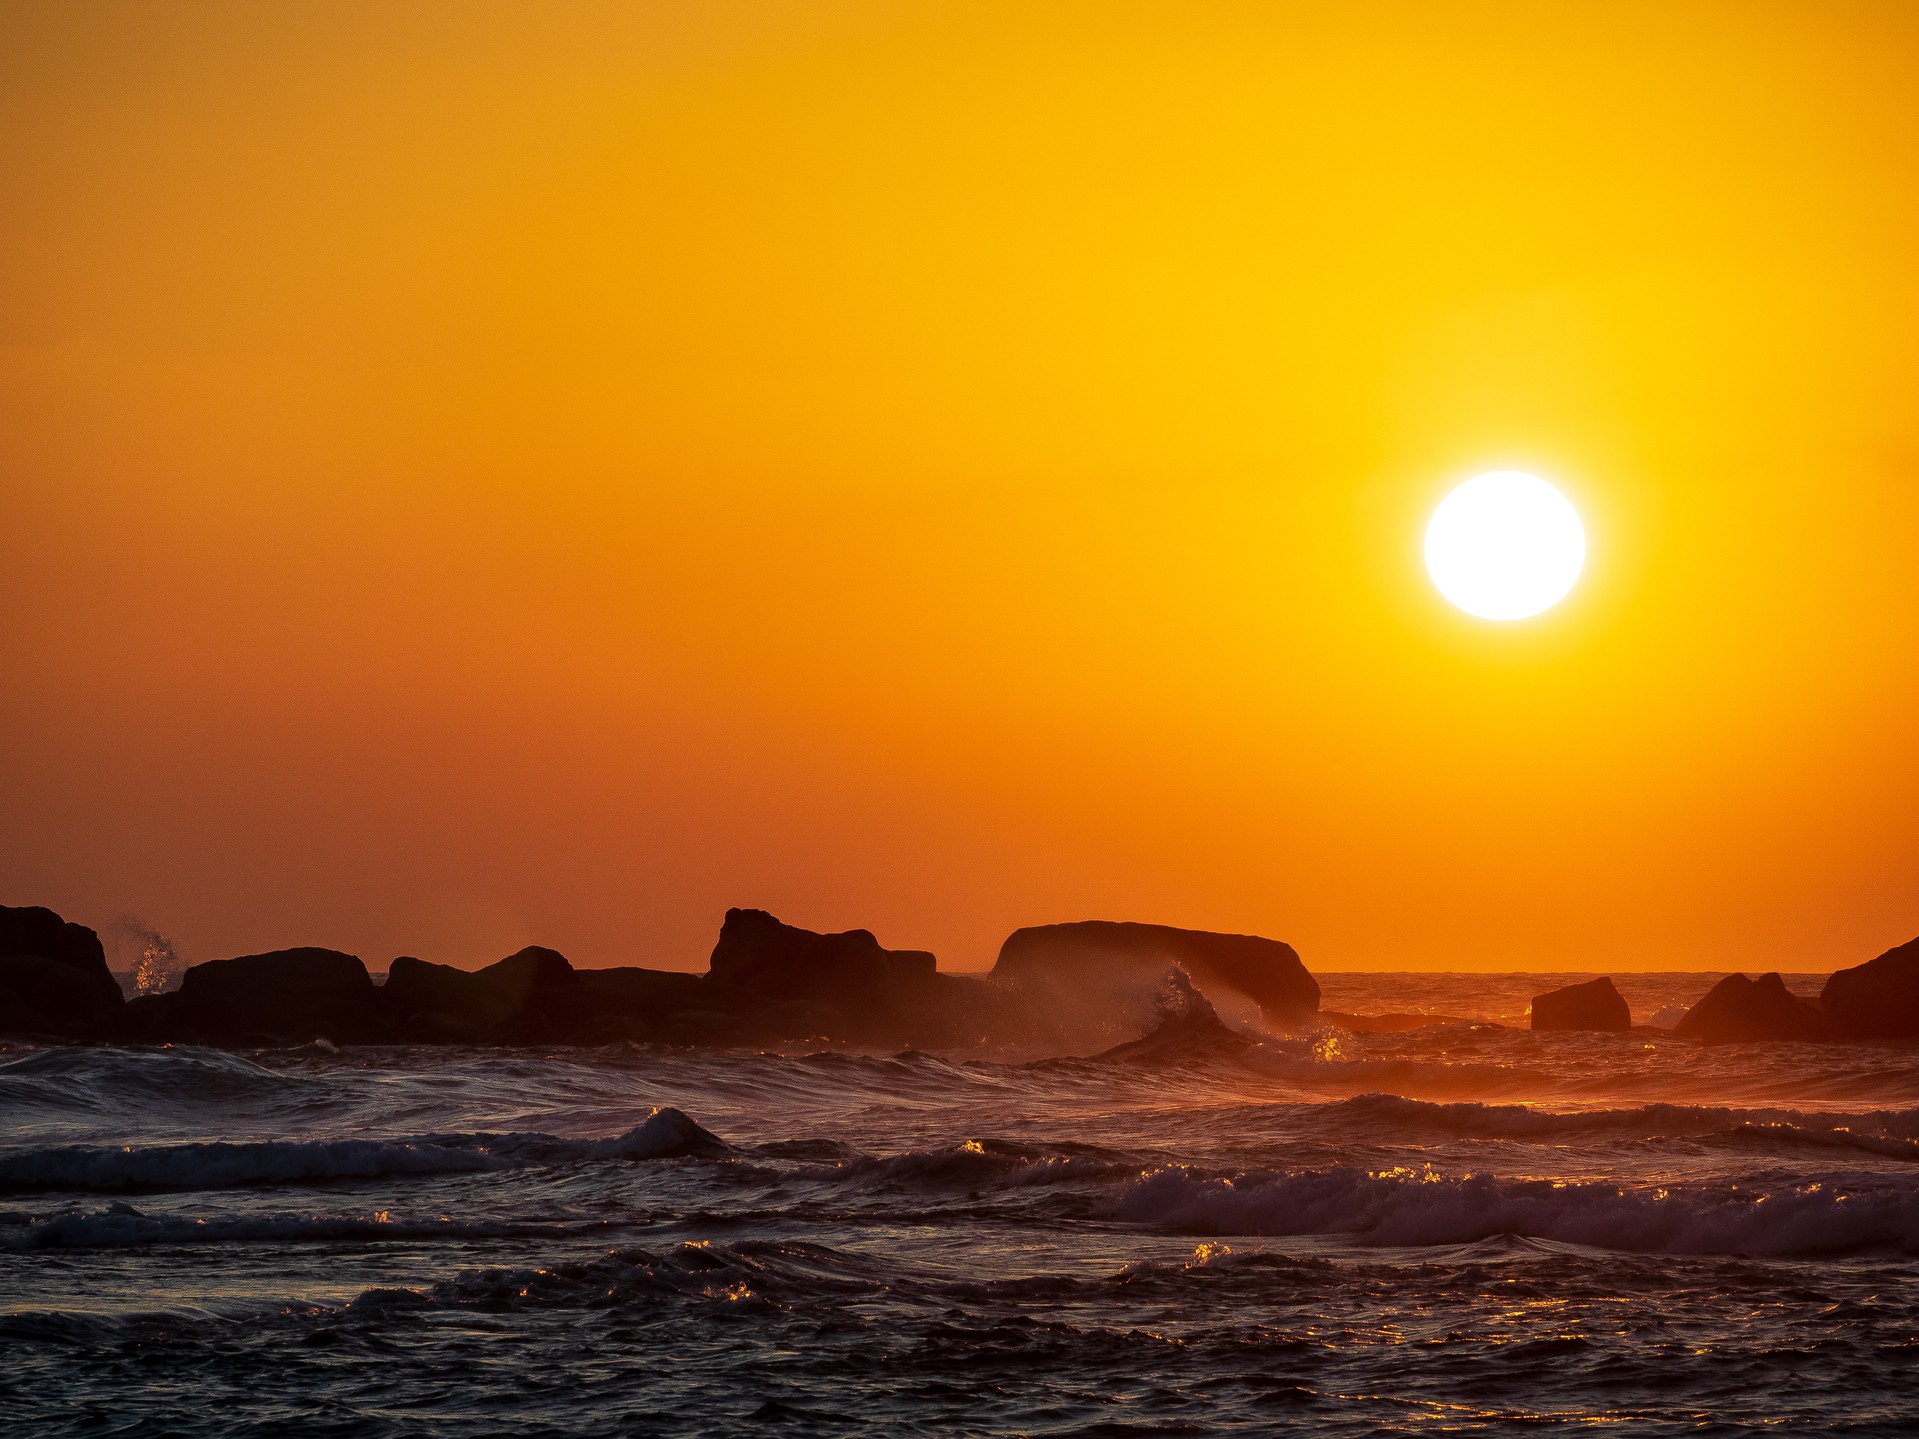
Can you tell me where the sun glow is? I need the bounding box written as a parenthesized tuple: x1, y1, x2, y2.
(1424, 472, 1587, 621)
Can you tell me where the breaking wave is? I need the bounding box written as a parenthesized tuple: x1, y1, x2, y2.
(0, 1108, 725, 1194)
(1109, 1163, 1919, 1256)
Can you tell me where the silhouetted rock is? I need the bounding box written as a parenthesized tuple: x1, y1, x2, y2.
(0, 905, 124, 1036)
(145, 947, 380, 1042)
(710, 909, 937, 994)
(1821, 937, 1919, 1040)
(992, 921, 1319, 1030)
(382, 947, 749, 1045)
(478, 945, 577, 997)
(702, 908, 948, 1044)
(382, 956, 521, 1038)
(1531, 977, 1631, 1033)
(1675, 972, 1831, 1045)
(574, 967, 715, 1041)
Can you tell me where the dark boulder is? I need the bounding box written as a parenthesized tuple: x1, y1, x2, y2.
(703, 908, 943, 1042)
(992, 920, 1319, 1029)
(383, 946, 594, 1043)
(577, 967, 708, 1010)
(709, 909, 937, 995)
(0, 905, 124, 1036)
(1821, 937, 1919, 1040)
(381, 956, 521, 1038)
(532, 964, 719, 1044)
(1675, 972, 1831, 1045)
(575, 967, 712, 1037)
(477, 945, 577, 997)
(1531, 977, 1631, 1033)
(154, 947, 380, 1042)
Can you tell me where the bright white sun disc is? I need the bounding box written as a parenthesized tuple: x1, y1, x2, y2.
(1425, 472, 1585, 620)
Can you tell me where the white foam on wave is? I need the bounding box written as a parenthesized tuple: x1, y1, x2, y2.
(1108, 1163, 1919, 1256)
(0, 1107, 725, 1194)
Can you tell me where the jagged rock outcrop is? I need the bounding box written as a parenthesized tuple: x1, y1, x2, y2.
(1820, 937, 1919, 1040)
(0, 905, 125, 1036)
(703, 908, 956, 1044)
(992, 920, 1319, 1029)
(1531, 976, 1631, 1033)
(1674, 972, 1831, 1044)
(709, 908, 937, 994)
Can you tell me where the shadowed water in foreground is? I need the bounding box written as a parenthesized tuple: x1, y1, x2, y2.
(3, 973, 1917, 1436)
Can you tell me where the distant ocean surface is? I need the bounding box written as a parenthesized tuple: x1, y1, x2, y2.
(5, 972, 1916, 1436)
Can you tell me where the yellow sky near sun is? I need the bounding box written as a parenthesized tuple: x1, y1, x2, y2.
(4, 0, 1918, 972)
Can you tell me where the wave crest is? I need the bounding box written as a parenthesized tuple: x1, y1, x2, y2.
(0, 1107, 726, 1194)
(1109, 1163, 1919, 1256)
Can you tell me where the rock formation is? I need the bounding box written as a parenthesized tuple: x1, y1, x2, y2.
(709, 908, 936, 993)
(0, 903, 1312, 1054)
(1820, 936, 1919, 1040)
(1530, 976, 1631, 1032)
(703, 907, 957, 1044)
(1674, 972, 1831, 1044)
(131, 947, 381, 1043)
(992, 920, 1319, 1030)
(0, 904, 124, 1037)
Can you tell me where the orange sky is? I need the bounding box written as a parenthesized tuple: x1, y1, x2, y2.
(5, 1, 1919, 974)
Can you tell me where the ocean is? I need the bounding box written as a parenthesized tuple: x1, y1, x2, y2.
(3, 971, 1916, 1436)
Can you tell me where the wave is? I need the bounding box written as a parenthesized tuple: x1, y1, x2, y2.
(1321, 1094, 1919, 1158)
(1108, 1163, 1919, 1256)
(0, 1204, 623, 1252)
(373, 1237, 888, 1312)
(792, 1137, 1131, 1191)
(0, 1045, 302, 1109)
(0, 1107, 725, 1194)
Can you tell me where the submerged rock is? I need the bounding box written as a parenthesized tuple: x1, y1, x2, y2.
(1820, 937, 1919, 1040)
(992, 920, 1319, 1029)
(1530, 977, 1631, 1033)
(1674, 972, 1831, 1045)
(0, 905, 124, 1036)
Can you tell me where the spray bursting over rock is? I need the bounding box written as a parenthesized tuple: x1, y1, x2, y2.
(122, 919, 184, 996)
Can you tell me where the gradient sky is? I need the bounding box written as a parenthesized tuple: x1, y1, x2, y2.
(5, 1, 1918, 974)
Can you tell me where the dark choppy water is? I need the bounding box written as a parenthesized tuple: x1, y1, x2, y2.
(4, 972, 1917, 1436)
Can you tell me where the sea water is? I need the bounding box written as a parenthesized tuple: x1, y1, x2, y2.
(3, 972, 1916, 1436)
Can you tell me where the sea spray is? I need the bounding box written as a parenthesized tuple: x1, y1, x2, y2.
(120, 918, 184, 996)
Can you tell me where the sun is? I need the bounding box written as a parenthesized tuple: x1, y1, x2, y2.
(1424, 472, 1586, 621)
